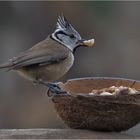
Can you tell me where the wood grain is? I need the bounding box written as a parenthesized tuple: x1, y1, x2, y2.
(0, 129, 139, 139)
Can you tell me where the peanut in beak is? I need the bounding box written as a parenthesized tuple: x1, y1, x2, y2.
(83, 39, 95, 47)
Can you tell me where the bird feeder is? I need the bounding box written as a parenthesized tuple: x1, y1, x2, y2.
(51, 77, 140, 132)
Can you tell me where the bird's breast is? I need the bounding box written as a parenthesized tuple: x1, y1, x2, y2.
(17, 52, 74, 82)
(43, 52, 74, 81)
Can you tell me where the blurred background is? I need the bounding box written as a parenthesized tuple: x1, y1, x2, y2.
(0, 1, 140, 135)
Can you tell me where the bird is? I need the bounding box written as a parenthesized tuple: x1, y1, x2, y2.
(0, 16, 94, 95)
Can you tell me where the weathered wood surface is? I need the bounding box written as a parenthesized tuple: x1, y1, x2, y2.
(0, 129, 139, 139)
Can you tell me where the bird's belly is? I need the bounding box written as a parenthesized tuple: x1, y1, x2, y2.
(44, 60, 72, 81)
(17, 52, 74, 82)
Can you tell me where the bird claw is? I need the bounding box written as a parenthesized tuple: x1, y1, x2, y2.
(47, 83, 68, 97)
(37, 79, 68, 97)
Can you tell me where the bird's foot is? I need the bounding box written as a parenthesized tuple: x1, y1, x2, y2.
(38, 79, 68, 97)
(47, 83, 68, 97)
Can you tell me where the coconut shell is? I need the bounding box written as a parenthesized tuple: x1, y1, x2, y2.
(52, 77, 140, 131)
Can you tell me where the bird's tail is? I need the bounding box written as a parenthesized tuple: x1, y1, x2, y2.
(0, 62, 13, 69)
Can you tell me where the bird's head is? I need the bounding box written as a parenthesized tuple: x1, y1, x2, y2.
(51, 16, 95, 52)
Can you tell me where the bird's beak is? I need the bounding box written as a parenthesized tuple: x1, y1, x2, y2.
(79, 38, 95, 47)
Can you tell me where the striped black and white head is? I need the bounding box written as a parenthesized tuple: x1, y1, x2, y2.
(51, 16, 95, 52)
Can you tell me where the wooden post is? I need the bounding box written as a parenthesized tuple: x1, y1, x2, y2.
(0, 129, 139, 139)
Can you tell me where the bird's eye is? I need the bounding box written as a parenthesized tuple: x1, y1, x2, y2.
(70, 34, 75, 39)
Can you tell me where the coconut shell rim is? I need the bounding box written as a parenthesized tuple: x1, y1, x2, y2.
(54, 77, 140, 105)
(59, 76, 140, 85)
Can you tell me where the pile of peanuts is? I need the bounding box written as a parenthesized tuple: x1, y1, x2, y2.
(89, 86, 138, 96)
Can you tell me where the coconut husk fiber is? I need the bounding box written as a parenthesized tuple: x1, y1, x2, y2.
(52, 77, 140, 132)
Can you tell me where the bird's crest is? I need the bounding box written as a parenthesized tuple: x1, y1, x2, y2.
(56, 16, 77, 33)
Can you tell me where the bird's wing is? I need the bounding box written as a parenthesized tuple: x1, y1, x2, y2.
(0, 39, 69, 70)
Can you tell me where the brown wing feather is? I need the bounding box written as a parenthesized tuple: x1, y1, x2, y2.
(0, 37, 69, 70)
